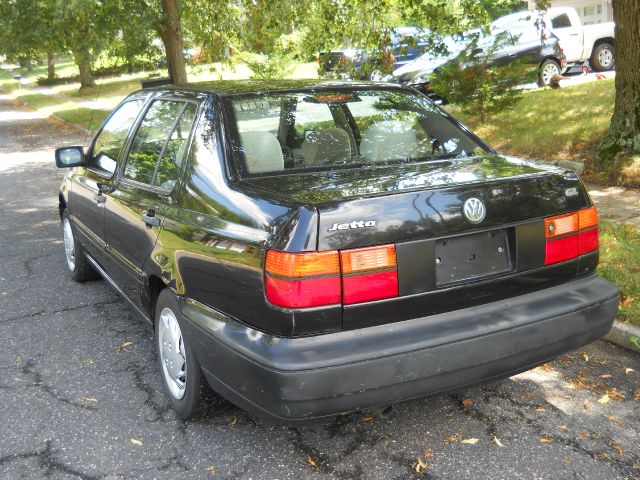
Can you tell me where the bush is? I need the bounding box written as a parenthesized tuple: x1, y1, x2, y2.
(240, 52, 295, 79)
(430, 33, 529, 123)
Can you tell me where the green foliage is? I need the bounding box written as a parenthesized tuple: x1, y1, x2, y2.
(430, 33, 528, 123)
(240, 53, 295, 79)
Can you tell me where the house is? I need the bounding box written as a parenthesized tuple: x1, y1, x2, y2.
(526, 0, 613, 24)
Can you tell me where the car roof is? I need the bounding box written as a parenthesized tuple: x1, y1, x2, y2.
(138, 79, 403, 97)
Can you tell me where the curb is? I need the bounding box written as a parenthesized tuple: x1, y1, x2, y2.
(604, 320, 640, 354)
(50, 114, 92, 137)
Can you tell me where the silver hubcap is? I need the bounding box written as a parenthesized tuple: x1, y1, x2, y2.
(63, 218, 76, 271)
(598, 48, 613, 68)
(370, 70, 383, 81)
(158, 307, 187, 399)
(542, 63, 559, 85)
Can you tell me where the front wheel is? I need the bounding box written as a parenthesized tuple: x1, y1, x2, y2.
(591, 43, 615, 71)
(155, 288, 204, 419)
(538, 59, 561, 87)
(61, 211, 98, 282)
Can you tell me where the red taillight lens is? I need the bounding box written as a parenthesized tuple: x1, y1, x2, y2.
(264, 244, 398, 309)
(265, 275, 341, 308)
(340, 244, 398, 304)
(544, 206, 598, 265)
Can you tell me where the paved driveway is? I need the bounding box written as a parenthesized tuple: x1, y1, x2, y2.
(0, 93, 639, 480)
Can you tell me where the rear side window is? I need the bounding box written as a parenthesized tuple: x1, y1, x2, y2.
(226, 89, 486, 176)
(91, 100, 144, 175)
(124, 100, 197, 189)
(552, 13, 572, 29)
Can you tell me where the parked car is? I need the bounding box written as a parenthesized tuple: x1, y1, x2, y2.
(56, 80, 618, 423)
(319, 27, 430, 80)
(493, 7, 615, 71)
(395, 28, 566, 100)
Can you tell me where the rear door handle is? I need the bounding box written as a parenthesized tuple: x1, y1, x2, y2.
(140, 209, 161, 228)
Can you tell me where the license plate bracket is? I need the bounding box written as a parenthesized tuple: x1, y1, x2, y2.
(435, 229, 512, 287)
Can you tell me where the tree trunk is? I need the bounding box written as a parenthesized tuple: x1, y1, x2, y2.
(47, 52, 55, 80)
(74, 50, 96, 89)
(159, 0, 188, 85)
(594, 0, 640, 168)
(19, 57, 33, 72)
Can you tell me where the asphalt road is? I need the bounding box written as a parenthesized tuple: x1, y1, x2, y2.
(0, 92, 639, 480)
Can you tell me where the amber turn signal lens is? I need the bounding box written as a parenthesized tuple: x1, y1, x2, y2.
(545, 212, 578, 238)
(340, 244, 397, 274)
(265, 250, 340, 278)
(578, 206, 598, 230)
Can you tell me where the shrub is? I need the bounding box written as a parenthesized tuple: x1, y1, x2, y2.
(240, 52, 295, 79)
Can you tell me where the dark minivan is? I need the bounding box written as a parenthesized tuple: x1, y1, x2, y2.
(56, 80, 618, 423)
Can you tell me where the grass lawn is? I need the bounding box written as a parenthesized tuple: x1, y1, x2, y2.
(450, 79, 615, 162)
(598, 221, 640, 326)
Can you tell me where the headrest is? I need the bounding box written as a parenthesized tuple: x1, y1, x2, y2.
(239, 131, 284, 174)
(360, 120, 419, 163)
(301, 128, 352, 165)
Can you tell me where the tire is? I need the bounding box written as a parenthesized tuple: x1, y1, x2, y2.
(155, 288, 204, 419)
(591, 43, 615, 72)
(538, 59, 561, 87)
(61, 211, 99, 282)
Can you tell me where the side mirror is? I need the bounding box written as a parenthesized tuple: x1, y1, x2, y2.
(55, 146, 85, 168)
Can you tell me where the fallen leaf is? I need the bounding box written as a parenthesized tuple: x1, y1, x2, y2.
(597, 394, 610, 404)
(633, 390, 640, 401)
(415, 463, 422, 474)
(541, 363, 555, 371)
(582, 352, 589, 362)
(607, 416, 624, 427)
(362, 416, 374, 422)
(599, 374, 613, 379)
(624, 368, 634, 375)
(229, 417, 237, 427)
(307, 454, 317, 468)
(583, 399, 590, 410)
(417, 456, 429, 469)
(611, 443, 624, 456)
(207, 466, 217, 473)
(556, 425, 567, 431)
(84, 397, 97, 403)
(461, 399, 474, 408)
(539, 436, 553, 444)
(493, 436, 505, 447)
(579, 431, 590, 439)
(443, 434, 459, 445)
(606, 389, 625, 400)
(461, 438, 479, 445)
(535, 407, 546, 413)
(424, 449, 433, 458)
(130, 438, 143, 446)
(116, 341, 134, 352)
(267, 426, 276, 432)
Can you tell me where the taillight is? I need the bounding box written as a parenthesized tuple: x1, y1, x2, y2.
(264, 244, 398, 308)
(265, 250, 341, 308)
(340, 245, 398, 304)
(544, 206, 598, 265)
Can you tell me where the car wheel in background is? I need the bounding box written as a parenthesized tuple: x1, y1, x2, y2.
(538, 59, 561, 87)
(155, 288, 204, 419)
(61, 211, 99, 282)
(591, 43, 615, 72)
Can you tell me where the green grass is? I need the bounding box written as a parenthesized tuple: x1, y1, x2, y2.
(449, 79, 615, 162)
(54, 108, 111, 130)
(598, 221, 640, 326)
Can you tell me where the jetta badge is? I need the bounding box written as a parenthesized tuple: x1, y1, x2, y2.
(463, 197, 486, 224)
(328, 220, 376, 231)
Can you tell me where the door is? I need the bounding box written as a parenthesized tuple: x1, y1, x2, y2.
(104, 98, 198, 305)
(549, 11, 584, 62)
(68, 100, 144, 262)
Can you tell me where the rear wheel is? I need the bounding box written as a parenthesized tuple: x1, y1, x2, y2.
(61, 211, 98, 282)
(538, 59, 561, 87)
(155, 288, 204, 419)
(591, 43, 615, 71)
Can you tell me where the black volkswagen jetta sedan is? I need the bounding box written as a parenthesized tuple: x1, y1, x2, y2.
(55, 80, 619, 423)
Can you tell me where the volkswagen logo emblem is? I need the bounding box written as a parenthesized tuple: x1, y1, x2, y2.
(463, 197, 486, 224)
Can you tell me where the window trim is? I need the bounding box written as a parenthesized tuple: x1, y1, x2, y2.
(117, 96, 201, 196)
(86, 96, 148, 179)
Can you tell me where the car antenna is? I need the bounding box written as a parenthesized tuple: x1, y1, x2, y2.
(83, 76, 103, 149)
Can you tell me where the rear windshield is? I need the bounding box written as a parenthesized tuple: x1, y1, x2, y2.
(225, 88, 487, 176)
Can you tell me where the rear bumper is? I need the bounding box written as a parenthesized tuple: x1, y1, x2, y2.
(181, 275, 618, 424)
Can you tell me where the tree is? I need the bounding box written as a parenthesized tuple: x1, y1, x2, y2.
(156, 0, 188, 84)
(594, 0, 640, 168)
